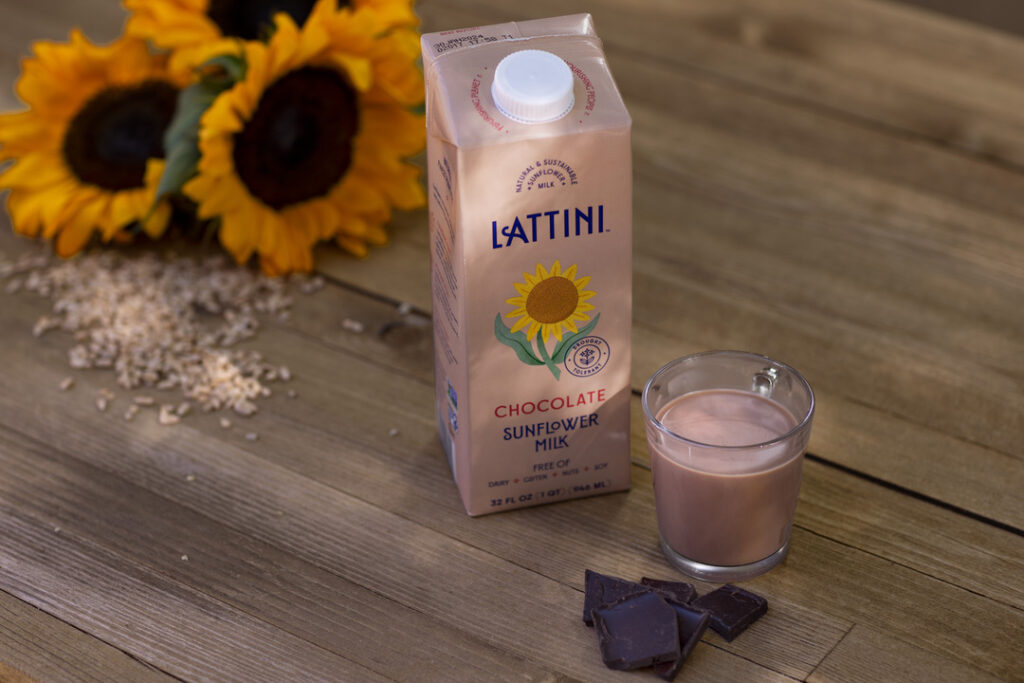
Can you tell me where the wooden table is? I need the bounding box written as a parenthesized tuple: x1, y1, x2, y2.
(1, 0, 1022, 681)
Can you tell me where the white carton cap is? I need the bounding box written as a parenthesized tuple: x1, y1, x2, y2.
(491, 49, 575, 124)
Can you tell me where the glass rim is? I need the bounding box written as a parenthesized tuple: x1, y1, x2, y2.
(641, 350, 815, 450)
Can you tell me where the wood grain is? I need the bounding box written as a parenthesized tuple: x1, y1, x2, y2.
(0, 247, 1021, 679)
(0, 508, 394, 683)
(0, 283, 815, 681)
(808, 624, 1006, 683)
(430, 0, 1024, 169)
(2, 0, 1023, 681)
(0, 430, 571, 683)
(0, 590, 174, 683)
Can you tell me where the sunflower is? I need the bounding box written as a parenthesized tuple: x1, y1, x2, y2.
(506, 261, 596, 344)
(181, 3, 425, 274)
(124, 0, 419, 72)
(0, 33, 187, 257)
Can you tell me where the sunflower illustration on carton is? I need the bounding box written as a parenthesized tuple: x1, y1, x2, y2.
(495, 261, 601, 380)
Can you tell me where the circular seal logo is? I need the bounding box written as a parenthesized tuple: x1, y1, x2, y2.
(564, 336, 610, 377)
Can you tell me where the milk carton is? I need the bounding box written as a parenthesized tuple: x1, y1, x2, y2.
(422, 14, 632, 515)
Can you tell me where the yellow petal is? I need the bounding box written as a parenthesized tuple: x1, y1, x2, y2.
(54, 195, 106, 257)
(336, 235, 368, 258)
(141, 201, 172, 239)
(339, 55, 374, 93)
(508, 315, 530, 334)
(219, 210, 257, 265)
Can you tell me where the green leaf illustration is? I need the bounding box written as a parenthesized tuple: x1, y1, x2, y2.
(535, 329, 561, 380)
(494, 315, 543, 366)
(551, 313, 601, 364)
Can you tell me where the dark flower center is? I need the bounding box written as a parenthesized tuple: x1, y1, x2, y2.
(62, 81, 178, 192)
(206, 0, 343, 41)
(233, 67, 358, 210)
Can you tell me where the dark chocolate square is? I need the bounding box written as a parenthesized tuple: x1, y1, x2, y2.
(591, 592, 681, 670)
(691, 584, 767, 642)
(653, 603, 711, 681)
(582, 569, 650, 626)
(641, 577, 697, 607)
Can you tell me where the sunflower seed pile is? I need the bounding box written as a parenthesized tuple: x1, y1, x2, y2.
(3, 249, 305, 419)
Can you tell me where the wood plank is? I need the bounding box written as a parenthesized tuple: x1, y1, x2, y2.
(0, 398, 791, 682)
(0, 261, 1021, 679)
(0, 430, 572, 683)
(2, 215, 1021, 598)
(893, 0, 1024, 39)
(0, 510, 391, 683)
(808, 624, 1006, 683)
(643, 402, 1024, 612)
(5, 221, 1023, 615)
(0, 661, 36, 683)
(0, 590, 174, 683)
(430, 0, 1024, 169)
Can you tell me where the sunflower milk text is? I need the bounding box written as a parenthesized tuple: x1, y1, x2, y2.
(491, 205, 604, 249)
(495, 389, 606, 452)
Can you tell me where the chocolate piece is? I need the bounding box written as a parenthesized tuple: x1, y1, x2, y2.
(641, 577, 697, 606)
(691, 584, 767, 642)
(583, 569, 650, 626)
(592, 592, 681, 670)
(653, 603, 711, 681)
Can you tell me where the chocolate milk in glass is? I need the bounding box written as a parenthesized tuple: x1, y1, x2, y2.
(650, 390, 804, 566)
(422, 15, 632, 515)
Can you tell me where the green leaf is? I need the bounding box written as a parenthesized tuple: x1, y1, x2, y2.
(201, 53, 247, 83)
(154, 141, 201, 206)
(494, 315, 543, 366)
(535, 329, 561, 380)
(551, 314, 601, 365)
(150, 51, 248, 209)
(162, 88, 214, 153)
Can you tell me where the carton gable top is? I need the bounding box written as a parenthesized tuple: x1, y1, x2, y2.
(421, 14, 631, 149)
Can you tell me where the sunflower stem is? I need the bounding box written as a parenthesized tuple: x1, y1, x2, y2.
(536, 331, 561, 380)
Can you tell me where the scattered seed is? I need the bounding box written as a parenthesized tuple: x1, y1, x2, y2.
(278, 366, 291, 381)
(244, 432, 259, 441)
(68, 345, 90, 369)
(5, 278, 22, 294)
(14, 250, 301, 420)
(287, 389, 298, 399)
(397, 301, 413, 316)
(123, 405, 139, 421)
(388, 428, 400, 437)
(299, 275, 325, 294)
(32, 316, 59, 337)
(342, 318, 365, 333)
(181, 554, 189, 562)
(134, 396, 155, 406)
(59, 377, 75, 391)
(158, 405, 181, 426)
(185, 474, 196, 482)
(96, 397, 109, 412)
(175, 401, 191, 417)
(233, 399, 257, 417)
(53, 526, 61, 533)
(219, 417, 232, 429)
